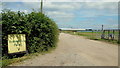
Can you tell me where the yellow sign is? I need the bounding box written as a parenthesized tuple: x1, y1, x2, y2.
(8, 34, 26, 54)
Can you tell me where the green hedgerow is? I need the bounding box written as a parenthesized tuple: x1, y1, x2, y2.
(2, 9, 59, 56)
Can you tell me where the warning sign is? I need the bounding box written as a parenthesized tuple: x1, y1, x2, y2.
(8, 34, 26, 54)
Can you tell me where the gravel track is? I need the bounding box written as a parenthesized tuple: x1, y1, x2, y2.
(10, 33, 118, 66)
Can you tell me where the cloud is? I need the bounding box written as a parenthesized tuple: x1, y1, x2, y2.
(46, 11, 75, 17)
(44, 2, 81, 12)
(44, 2, 118, 17)
(78, 2, 118, 17)
(21, 2, 40, 9)
(3, 2, 118, 18)
(82, 2, 118, 10)
(2, 0, 40, 2)
(3, 2, 118, 16)
(2, 2, 118, 29)
(77, 10, 117, 18)
(104, 24, 118, 29)
(106, 18, 118, 24)
(46, 11, 75, 23)
(43, 2, 118, 28)
(44, 2, 118, 12)
(2, 0, 119, 2)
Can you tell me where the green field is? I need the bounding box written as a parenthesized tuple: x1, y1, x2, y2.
(62, 31, 120, 45)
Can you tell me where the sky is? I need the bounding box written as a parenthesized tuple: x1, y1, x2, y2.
(1, 0, 119, 29)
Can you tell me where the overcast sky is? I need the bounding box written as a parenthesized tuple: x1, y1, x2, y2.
(1, 0, 119, 29)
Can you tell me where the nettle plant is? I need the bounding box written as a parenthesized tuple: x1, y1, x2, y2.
(2, 9, 59, 55)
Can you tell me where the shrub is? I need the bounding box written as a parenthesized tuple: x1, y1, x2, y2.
(2, 10, 59, 56)
(27, 12, 59, 53)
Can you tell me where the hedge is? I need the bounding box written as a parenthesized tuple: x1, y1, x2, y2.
(2, 9, 59, 56)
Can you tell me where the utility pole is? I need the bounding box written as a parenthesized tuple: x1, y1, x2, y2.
(40, 0, 43, 13)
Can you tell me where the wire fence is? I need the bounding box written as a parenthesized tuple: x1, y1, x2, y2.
(92, 29, 120, 41)
(61, 29, 120, 42)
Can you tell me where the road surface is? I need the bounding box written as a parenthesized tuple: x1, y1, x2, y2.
(10, 33, 118, 66)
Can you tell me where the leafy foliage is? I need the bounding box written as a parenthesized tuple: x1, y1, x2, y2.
(2, 10, 59, 56)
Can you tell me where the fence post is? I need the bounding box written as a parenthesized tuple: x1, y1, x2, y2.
(92, 30, 93, 39)
(108, 30, 110, 40)
(112, 30, 115, 40)
(118, 29, 120, 43)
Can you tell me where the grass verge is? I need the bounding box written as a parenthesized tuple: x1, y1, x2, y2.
(62, 31, 119, 45)
(1, 46, 57, 68)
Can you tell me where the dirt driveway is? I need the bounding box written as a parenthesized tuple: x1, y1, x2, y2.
(10, 33, 118, 66)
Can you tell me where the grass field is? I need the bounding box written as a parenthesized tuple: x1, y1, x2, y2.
(62, 31, 120, 45)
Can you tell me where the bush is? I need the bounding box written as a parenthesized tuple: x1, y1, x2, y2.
(2, 10, 59, 56)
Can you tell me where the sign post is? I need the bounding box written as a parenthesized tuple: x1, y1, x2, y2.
(8, 34, 26, 54)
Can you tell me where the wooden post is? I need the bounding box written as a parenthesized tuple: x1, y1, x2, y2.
(118, 29, 120, 43)
(103, 30, 105, 39)
(101, 30, 105, 39)
(95, 30, 98, 38)
(92, 30, 93, 39)
(108, 30, 110, 40)
(104, 30, 106, 39)
(112, 30, 115, 40)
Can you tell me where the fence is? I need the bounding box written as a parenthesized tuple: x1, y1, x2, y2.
(92, 29, 120, 41)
